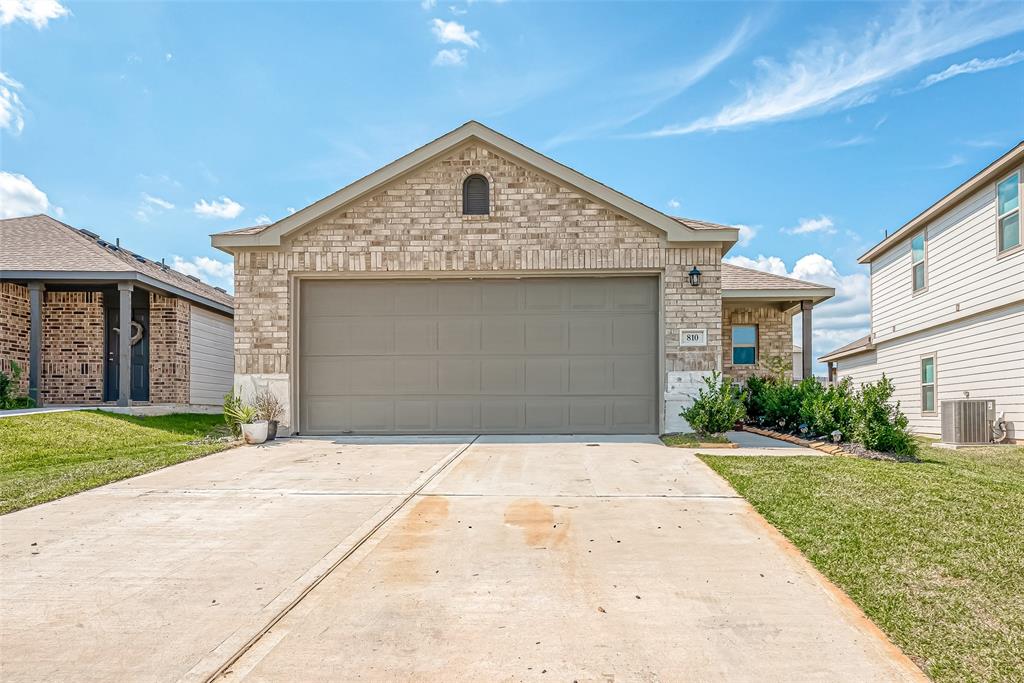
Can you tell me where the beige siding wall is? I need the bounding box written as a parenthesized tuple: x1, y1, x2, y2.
(189, 306, 234, 405)
(835, 302, 1024, 439)
(232, 142, 726, 431)
(870, 172, 1024, 344)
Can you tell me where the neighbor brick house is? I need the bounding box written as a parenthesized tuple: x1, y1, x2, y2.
(1, 215, 234, 410)
(213, 122, 832, 435)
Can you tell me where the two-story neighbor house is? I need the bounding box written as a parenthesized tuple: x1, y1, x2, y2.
(212, 121, 833, 435)
(821, 141, 1023, 441)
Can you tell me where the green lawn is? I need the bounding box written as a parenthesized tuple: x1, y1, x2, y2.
(701, 441, 1024, 683)
(661, 432, 731, 447)
(0, 411, 234, 514)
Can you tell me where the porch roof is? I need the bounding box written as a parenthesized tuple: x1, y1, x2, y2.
(0, 214, 233, 315)
(721, 263, 834, 305)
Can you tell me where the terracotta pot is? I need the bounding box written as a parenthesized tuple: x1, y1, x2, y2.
(241, 421, 269, 445)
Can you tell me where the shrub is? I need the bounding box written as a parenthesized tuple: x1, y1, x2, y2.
(743, 375, 771, 424)
(681, 371, 747, 436)
(0, 360, 35, 410)
(804, 378, 857, 439)
(795, 377, 825, 429)
(852, 375, 918, 456)
(223, 392, 257, 437)
(760, 379, 802, 430)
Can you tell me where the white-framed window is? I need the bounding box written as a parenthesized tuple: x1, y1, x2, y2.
(732, 325, 757, 365)
(921, 354, 936, 414)
(911, 231, 926, 292)
(997, 171, 1020, 253)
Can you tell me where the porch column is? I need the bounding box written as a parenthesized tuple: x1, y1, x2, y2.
(117, 282, 133, 407)
(800, 299, 813, 381)
(27, 281, 44, 406)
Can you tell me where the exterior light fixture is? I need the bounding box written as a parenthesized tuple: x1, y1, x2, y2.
(799, 423, 809, 435)
(831, 430, 842, 443)
(688, 266, 702, 287)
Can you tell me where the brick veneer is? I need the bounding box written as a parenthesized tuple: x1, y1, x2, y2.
(0, 282, 31, 393)
(721, 302, 794, 382)
(231, 142, 729, 429)
(40, 291, 105, 404)
(149, 293, 191, 404)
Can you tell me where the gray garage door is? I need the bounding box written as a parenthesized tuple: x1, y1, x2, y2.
(298, 277, 658, 434)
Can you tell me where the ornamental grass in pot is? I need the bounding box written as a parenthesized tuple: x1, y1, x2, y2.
(255, 390, 284, 440)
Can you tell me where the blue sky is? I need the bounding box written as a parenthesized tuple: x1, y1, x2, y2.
(2, 0, 1023, 363)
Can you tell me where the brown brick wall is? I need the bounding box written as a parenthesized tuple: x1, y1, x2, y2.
(40, 291, 105, 404)
(0, 282, 30, 394)
(232, 142, 723, 379)
(150, 294, 190, 404)
(722, 303, 794, 382)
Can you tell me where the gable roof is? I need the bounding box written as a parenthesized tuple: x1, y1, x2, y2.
(211, 120, 739, 252)
(721, 263, 834, 304)
(858, 140, 1024, 264)
(0, 214, 233, 313)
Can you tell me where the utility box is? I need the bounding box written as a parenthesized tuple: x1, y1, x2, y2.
(940, 399, 995, 445)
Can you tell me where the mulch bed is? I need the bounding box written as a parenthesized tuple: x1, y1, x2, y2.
(741, 426, 918, 463)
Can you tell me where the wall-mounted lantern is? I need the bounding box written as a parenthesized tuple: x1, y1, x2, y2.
(688, 266, 702, 287)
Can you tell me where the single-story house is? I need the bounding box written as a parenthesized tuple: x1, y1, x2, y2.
(0, 214, 234, 410)
(820, 140, 1023, 440)
(212, 121, 833, 435)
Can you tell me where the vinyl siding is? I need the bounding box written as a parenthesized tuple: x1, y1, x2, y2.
(189, 307, 234, 405)
(870, 172, 1024, 344)
(836, 302, 1024, 439)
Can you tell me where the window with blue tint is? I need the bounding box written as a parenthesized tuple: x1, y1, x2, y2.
(911, 232, 926, 291)
(921, 355, 936, 413)
(997, 172, 1020, 252)
(732, 325, 757, 365)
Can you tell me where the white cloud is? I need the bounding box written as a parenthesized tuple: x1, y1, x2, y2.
(286, 207, 297, 215)
(735, 223, 757, 247)
(431, 18, 479, 48)
(254, 214, 272, 225)
(825, 134, 872, 148)
(420, 0, 436, 8)
(548, 16, 755, 147)
(784, 215, 836, 235)
(142, 193, 174, 210)
(667, 198, 681, 210)
(170, 255, 234, 291)
(725, 252, 871, 362)
(934, 154, 966, 169)
(918, 50, 1024, 89)
(193, 196, 244, 219)
(165, 52, 173, 62)
(0, 0, 69, 28)
(0, 171, 54, 218)
(0, 71, 26, 134)
(433, 48, 467, 67)
(644, 3, 1024, 137)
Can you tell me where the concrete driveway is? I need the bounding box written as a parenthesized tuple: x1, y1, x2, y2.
(0, 436, 922, 682)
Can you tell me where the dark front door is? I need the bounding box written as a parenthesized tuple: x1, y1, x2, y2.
(104, 293, 150, 402)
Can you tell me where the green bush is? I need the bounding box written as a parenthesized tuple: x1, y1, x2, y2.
(743, 375, 770, 424)
(760, 379, 802, 430)
(804, 378, 857, 439)
(682, 371, 747, 436)
(222, 392, 256, 437)
(0, 360, 35, 410)
(852, 375, 918, 456)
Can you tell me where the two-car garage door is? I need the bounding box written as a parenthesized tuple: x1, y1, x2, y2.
(298, 277, 658, 434)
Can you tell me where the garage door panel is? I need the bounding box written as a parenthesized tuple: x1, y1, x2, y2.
(569, 319, 611, 354)
(438, 319, 481, 353)
(394, 358, 437, 394)
(438, 358, 480, 394)
(299, 278, 657, 434)
(525, 358, 567, 394)
(394, 319, 438, 353)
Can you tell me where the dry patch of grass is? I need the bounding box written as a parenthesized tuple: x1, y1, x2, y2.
(701, 441, 1024, 682)
(0, 411, 233, 514)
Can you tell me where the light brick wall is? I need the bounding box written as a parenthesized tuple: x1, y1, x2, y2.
(0, 282, 30, 394)
(722, 302, 794, 382)
(232, 142, 725, 430)
(40, 291, 105, 404)
(150, 294, 190, 404)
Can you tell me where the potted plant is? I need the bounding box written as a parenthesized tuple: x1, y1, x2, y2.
(223, 392, 269, 444)
(255, 390, 284, 441)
